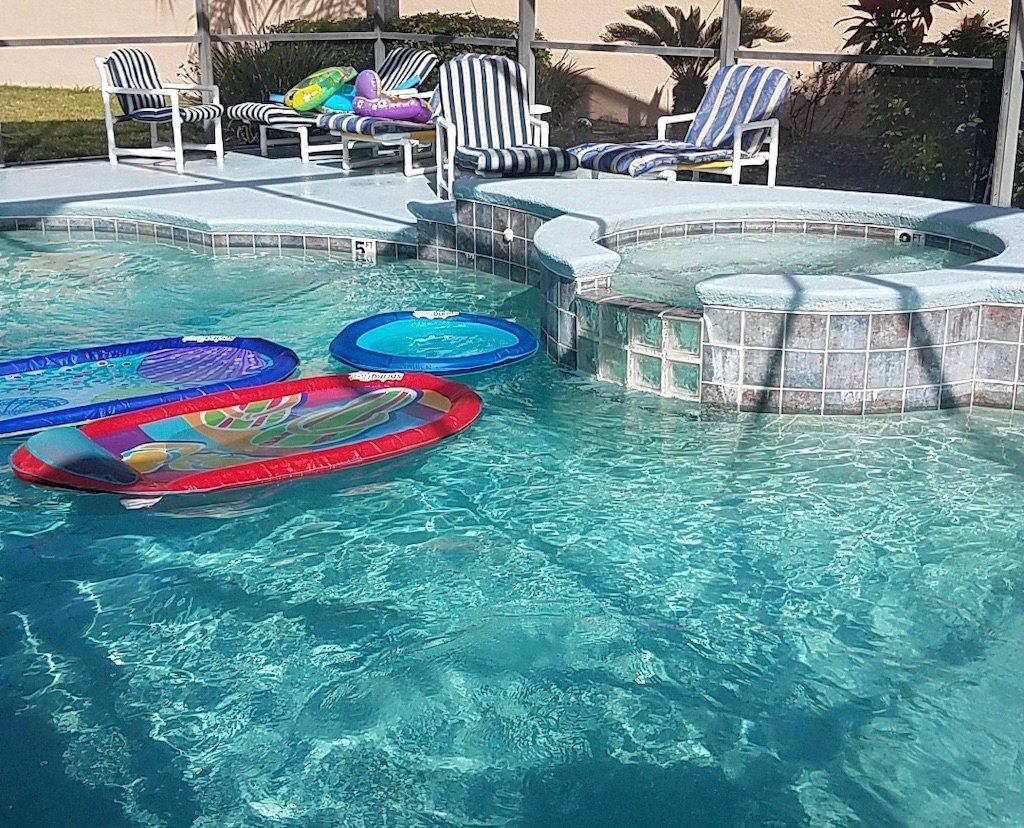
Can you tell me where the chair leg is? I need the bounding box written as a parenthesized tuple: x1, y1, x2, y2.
(298, 127, 310, 164)
(692, 171, 700, 182)
(767, 155, 778, 187)
(171, 118, 184, 174)
(403, 143, 414, 177)
(105, 122, 118, 167)
(731, 164, 741, 185)
(259, 125, 269, 158)
(150, 123, 159, 148)
(214, 119, 224, 165)
(590, 169, 600, 179)
(98, 88, 118, 167)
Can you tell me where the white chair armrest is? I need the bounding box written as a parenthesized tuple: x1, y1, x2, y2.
(104, 86, 181, 98)
(164, 82, 221, 105)
(734, 118, 780, 135)
(529, 104, 552, 116)
(657, 111, 697, 140)
(732, 118, 779, 151)
(162, 82, 219, 93)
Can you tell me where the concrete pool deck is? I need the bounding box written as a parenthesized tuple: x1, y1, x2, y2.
(0, 151, 436, 242)
(4, 153, 1022, 315)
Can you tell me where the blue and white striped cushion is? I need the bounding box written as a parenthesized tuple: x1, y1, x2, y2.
(685, 64, 791, 153)
(454, 146, 578, 175)
(126, 103, 223, 124)
(227, 102, 317, 127)
(438, 54, 531, 150)
(378, 47, 439, 91)
(106, 48, 166, 115)
(570, 140, 736, 177)
(317, 113, 435, 136)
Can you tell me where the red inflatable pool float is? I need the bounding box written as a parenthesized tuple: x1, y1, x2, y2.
(12, 372, 481, 498)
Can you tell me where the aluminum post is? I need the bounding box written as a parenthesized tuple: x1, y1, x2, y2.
(719, 0, 742, 66)
(518, 0, 537, 102)
(992, 0, 1024, 206)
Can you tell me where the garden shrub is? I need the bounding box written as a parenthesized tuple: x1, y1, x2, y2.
(863, 14, 1007, 201)
(834, 1, 1007, 201)
(212, 13, 552, 110)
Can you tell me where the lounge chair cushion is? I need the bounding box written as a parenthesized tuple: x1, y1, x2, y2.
(378, 47, 440, 90)
(685, 65, 791, 153)
(317, 113, 435, 137)
(122, 103, 224, 124)
(106, 48, 167, 114)
(227, 102, 317, 127)
(570, 140, 741, 178)
(454, 145, 578, 175)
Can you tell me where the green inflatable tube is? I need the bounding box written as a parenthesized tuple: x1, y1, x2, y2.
(285, 66, 355, 111)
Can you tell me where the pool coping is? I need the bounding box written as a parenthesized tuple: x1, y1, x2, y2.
(450, 177, 1023, 314)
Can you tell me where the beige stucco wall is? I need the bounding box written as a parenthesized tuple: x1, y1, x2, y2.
(0, 0, 368, 88)
(0, 0, 1010, 122)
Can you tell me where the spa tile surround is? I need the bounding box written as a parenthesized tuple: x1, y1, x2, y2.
(427, 202, 1024, 415)
(702, 304, 1024, 415)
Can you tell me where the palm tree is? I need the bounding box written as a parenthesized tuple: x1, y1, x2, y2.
(603, 5, 791, 113)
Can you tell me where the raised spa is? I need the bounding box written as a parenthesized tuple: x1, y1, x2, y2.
(608, 223, 994, 309)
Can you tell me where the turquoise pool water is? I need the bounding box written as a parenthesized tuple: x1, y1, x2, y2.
(2, 232, 1024, 826)
(355, 317, 521, 359)
(613, 232, 983, 308)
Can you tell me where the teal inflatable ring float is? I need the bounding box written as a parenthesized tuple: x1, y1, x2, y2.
(285, 66, 355, 111)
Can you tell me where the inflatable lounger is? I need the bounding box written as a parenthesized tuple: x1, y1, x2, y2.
(330, 311, 538, 376)
(0, 336, 298, 439)
(12, 372, 481, 502)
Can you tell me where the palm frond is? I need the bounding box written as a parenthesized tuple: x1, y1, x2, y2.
(623, 5, 683, 46)
(601, 23, 663, 46)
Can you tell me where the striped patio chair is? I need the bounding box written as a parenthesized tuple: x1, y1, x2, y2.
(95, 48, 224, 174)
(570, 65, 792, 185)
(226, 46, 439, 166)
(435, 54, 578, 199)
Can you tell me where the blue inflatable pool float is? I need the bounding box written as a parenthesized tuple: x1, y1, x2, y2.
(329, 311, 538, 375)
(0, 336, 298, 438)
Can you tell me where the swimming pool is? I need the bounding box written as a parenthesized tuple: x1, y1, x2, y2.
(3, 231, 1024, 826)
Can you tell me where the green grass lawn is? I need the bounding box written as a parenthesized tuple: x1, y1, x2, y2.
(0, 85, 186, 164)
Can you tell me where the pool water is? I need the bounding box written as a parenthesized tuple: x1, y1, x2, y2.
(3, 233, 1024, 827)
(613, 231, 984, 308)
(355, 318, 521, 359)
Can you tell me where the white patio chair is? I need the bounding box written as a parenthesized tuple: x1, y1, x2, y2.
(570, 64, 791, 185)
(434, 53, 577, 200)
(96, 48, 224, 174)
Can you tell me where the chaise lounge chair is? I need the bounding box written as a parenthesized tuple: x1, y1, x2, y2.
(96, 48, 224, 174)
(226, 46, 439, 166)
(434, 54, 578, 200)
(570, 64, 791, 185)
(315, 110, 439, 177)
